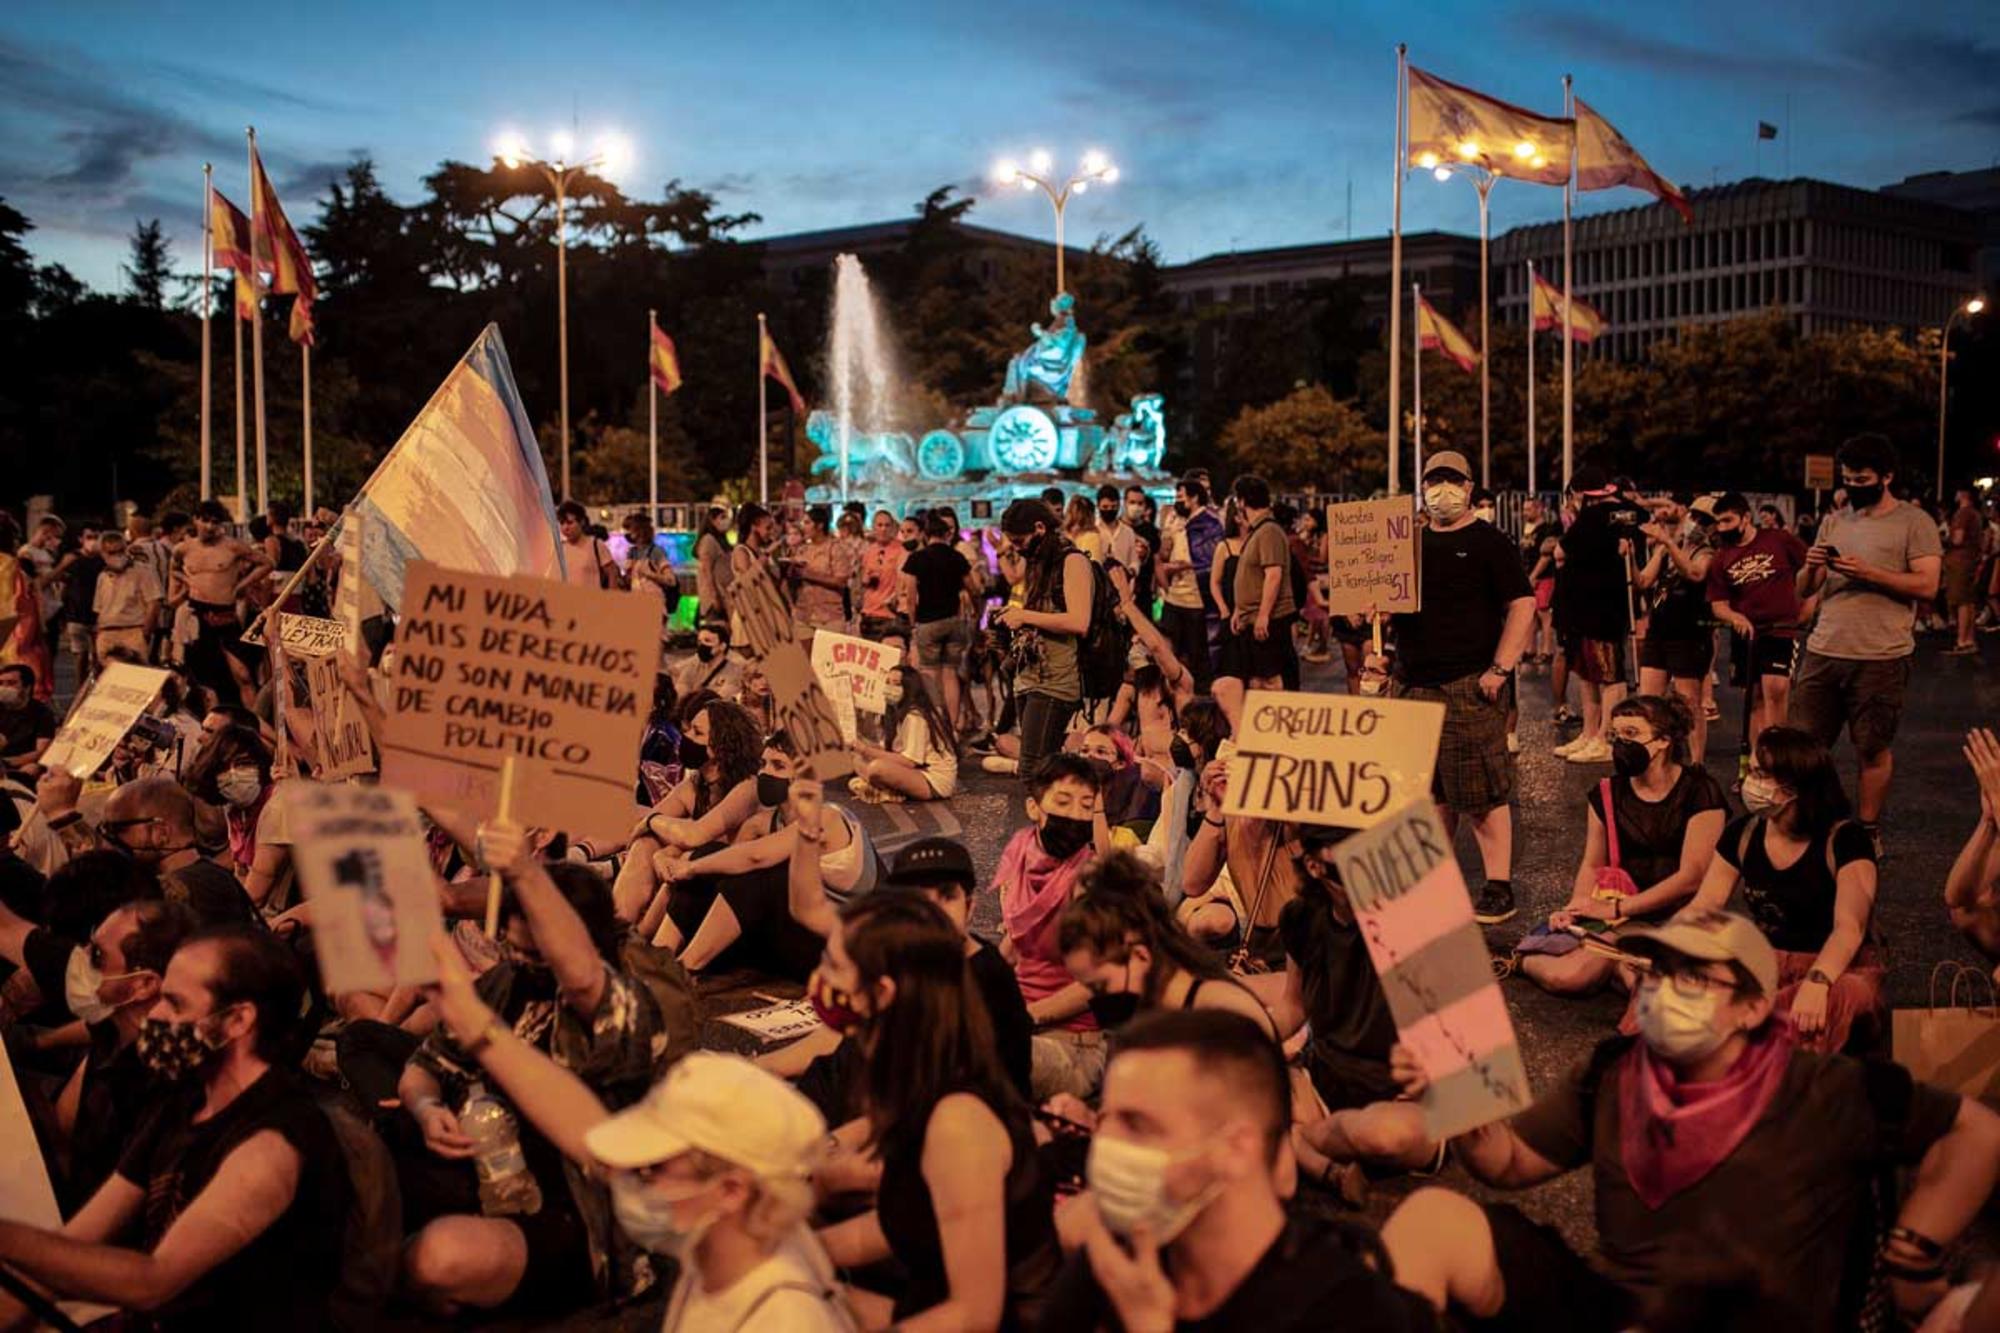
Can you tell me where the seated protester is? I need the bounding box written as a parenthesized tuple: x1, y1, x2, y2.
(1044, 1010, 1438, 1333)
(423, 939, 855, 1333)
(671, 618, 744, 704)
(1074, 724, 1158, 831)
(1178, 731, 1308, 951)
(397, 823, 666, 1317)
(1521, 694, 1729, 996)
(0, 926, 349, 1332)
(0, 850, 161, 1033)
(650, 732, 875, 977)
(635, 670, 681, 805)
(814, 893, 1060, 1330)
(849, 664, 958, 803)
(183, 724, 276, 886)
(1381, 911, 2000, 1333)
(0, 662, 58, 778)
(1678, 726, 1881, 1053)
(617, 699, 764, 924)
(1947, 726, 2000, 959)
(1103, 563, 1196, 779)
(1058, 849, 1275, 1041)
(996, 753, 1112, 1101)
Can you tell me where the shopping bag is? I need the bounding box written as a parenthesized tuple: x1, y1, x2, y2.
(1892, 962, 2000, 1102)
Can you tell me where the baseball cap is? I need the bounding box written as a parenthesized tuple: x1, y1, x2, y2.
(1618, 909, 1778, 996)
(1420, 451, 1471, 482)
(583, 1052, 827, 1175)
(1688, 495, 1720, 519)
(886, 836, 977, 890)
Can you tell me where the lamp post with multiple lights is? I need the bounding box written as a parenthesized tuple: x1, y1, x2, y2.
(1940, 295, 1988, 503)
(991, 149, 1118, 297)
(492, 130, 632, 501)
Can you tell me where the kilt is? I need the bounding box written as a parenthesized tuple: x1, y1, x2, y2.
(1395, 671, 1513, 816)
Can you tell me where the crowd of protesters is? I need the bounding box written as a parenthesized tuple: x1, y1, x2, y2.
(4, 428, 2000, 1333)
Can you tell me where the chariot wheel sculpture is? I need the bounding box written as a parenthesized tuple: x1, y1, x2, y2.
(917, 429, 966, 480)
(988, 404, 1060, 474)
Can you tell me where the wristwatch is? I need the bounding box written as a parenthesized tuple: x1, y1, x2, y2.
(1806, 967, 1833, 987)
(1487, 661, 1515, 677)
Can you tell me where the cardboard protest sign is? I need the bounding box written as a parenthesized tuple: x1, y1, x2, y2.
(1322, 496, 1421, 616)
(42, 664, 170, 779)
(825, 673, 859, 745)
(729, 557, 854, 780)
(1220, 689, 1445, 829)
(305, 652, 376, 779)
(810, 628, 901, 713)
(1331, 797, 1531, 1137)
(378, 562, 653, 840)
(0, 1040, 59, 1227)
(717, 998, 824, 1044)
(289, 783, 444, 993)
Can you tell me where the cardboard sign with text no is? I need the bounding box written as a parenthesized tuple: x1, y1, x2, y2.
(1220, 689, 1444, 829)
(378, 563, 652, 840)
(1322, 497, 1421, 616)
(731, 557, 853, 780)
(43, 664, 171, 779)
(1332, 797, 1531, 1138)
(289, 783, 444, 993)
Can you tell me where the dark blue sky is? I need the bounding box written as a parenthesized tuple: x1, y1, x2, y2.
(4, 0, 1996, 291)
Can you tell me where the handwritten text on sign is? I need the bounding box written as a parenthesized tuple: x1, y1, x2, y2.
(1220, 689, 1445, 829)
(43, 664, 170, 779)
(1322, 496, 1421, 616)
(1332, 797, 1530, 1138)
(304, 653, 376, 780)
(379, 564, 652, 840)
(810, 629, 901, 713)
(731, 557, 854, 780)
(290, 783, 444, 994)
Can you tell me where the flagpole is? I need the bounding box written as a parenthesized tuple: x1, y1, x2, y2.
(302, 343, 314, 515)
(757, 312, 770, 505)
(233, 294, 247, 524)
(200, 163, 213, 503)
(248, 127, 269, 518)
(1526, 260, 1537, 494)
(1476, 173, 1493, 489)
(1412, 281, 1423, 484)
(1387, 44, 1407, 496)
(648, 309, 659, 522)
(1561, 76, 1575, 491)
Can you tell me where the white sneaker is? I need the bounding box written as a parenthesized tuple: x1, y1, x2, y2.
(1507, 732, 1520, 754)
(1552, 736, 1586, 757)
(980, 754, 1019, 775)
(1565, 738, 1613, 764)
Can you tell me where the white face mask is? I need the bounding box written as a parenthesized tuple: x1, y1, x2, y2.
(0, 685, 22, 707)
(1634, 979, 1730, 1063)
(1423, 482, 1470, 523)
(218, 769, 263, 808)
(65, 947, 142, 1026)
(1739, 774, 1790, 815)
(610, 1173, 716, 1257)
(1086, 1133, 1220, 1244)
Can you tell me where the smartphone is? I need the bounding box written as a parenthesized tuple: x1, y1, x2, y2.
(1821, 544, 1841, 560)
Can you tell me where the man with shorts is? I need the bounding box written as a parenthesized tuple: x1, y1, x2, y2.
(899, 510, 976, 731)
(1792, 433, 1942, 853)
(1230, 475, 1298, 691)
(1706, 491, 1807, 748)
(1944, 484, 1982, 654)
(1635, 493, 1717, 762)
(170, 501, 271, 708)
(1389, 451, 1536, 923)
(1551, 467, 1632, 766)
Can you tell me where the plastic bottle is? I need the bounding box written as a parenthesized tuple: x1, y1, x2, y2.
(460, 1081, 543, 1217)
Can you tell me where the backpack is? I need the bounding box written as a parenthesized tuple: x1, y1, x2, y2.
(619, 932, 704, 1075)
(1075, 556, 1132, 703)
(313, 1087, 403, 1332)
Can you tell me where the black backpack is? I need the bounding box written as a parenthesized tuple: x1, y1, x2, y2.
(1077, 557, 1132, 703)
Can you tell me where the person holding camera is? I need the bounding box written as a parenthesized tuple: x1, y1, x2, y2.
(1551, 466, 1634, 766)
(1635, 494, 1719, 763)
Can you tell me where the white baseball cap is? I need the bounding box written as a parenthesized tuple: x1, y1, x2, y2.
(583, 1051, 827, 1177)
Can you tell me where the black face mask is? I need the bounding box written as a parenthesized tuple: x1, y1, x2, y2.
(1019, 531, 1044, 558)
(1169, 737, 1196, 771)
(1716, 526, 1744, 546)
(1846, 482, 1884, 509)
(902, 539, 920, 552)
(695, 643, 718, 662)
(757, 773, 790, 807)
(1173, 501, 1190, 518)
(1098, 507, 1117, 524)
(1088, 991, 1141, 1031)
(1038, 813, 1093, 860)
(679, 738, 709, 770)
(1610, 738, 1654, 778)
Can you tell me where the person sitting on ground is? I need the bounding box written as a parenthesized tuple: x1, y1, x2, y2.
(1104, 562, 1196, 781)
(1380, 911, 2000, 1333)
(182, 724, 276, 886)
(396, 822, 666, 1317)
(1675, 725, 1882, 1053)
(996, 753, 1112, 1101)
(1168, 699, 1257, 945)
(0, 663, 56, 779)
(848, 663, 957, 804)
(614, 699, 764, 922)
(1520, 694, 1729, 996)
(423, 928, 856, 1332)
(1043, 1009, 1438, 1332)
(0, 926, 349, 1331)
(1073, 723, 1158, 832)
(670, 618, 743, 704)
(813, 892, 1060, 1330)
(1945, 725, 2000, 959)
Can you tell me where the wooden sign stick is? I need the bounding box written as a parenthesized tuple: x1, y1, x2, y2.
(484, 756, 518, 938)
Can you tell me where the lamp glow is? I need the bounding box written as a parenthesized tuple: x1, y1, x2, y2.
(1081, 149, 1108, 175)
(1415, 151, 1439, 170)
(1971, 298, 1989, 315)
(1072, 180, 1088, 195)
(494, 132, 529, 169)
(595, 134, 631, 175)
(550, 130, 575, 160)
(1103, 166, 1120, 183)
(1513, 141, 1535, 160)
(1433, 166, 1452, 182)
(1029, 148, 1053, 174)
(1457, 141, 1479, 160)
(1531, 155, 1548, 169)
(993, 158, 1019, 185)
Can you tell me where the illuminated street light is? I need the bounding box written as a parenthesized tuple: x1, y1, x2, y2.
(491, 128, 635, 500)
(990, 148, 1119, 297)
(1940, 295, 1988, 502)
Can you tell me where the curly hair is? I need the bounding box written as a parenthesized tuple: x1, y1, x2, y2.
(1057, 850, 1234, 1007)
(691, 700, 764, 815)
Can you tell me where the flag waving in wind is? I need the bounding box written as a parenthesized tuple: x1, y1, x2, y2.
(1530, 271, 1606, 343)
(208, 186, 258, 322)
(760, 326, 806, 413)
(650, 318, 682, 395)
(1575, 97, 1692, 224)
(1416, 295, 1480, 373)
(249, 144, 319, 344)
(1407, 66, 1573, 187)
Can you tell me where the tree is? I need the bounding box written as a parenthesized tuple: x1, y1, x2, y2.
(122, 219, 173, 310)
(1218, 384, 1384, 491)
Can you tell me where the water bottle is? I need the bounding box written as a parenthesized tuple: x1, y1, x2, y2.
(460, 1081, 543, 1217)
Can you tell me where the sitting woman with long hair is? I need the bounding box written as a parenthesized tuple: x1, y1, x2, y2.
(612, 696, 762, 920)
(812, 893, 1058, 1330)
(1676, 725, 1882, 1052)
(848, 664, 958, 803)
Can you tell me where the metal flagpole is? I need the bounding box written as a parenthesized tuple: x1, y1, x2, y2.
(248, 127, 269, 518)
(1526, 260, 1536, 494)
(200, 164, 213, 502)
(648, 309, 659, 521)
(757, 312, 770, 505)
(1561, 76, 1575, 491)
(302, 344, 314, 515)
(1476, 175, 1493, 488)
(1387, 44, 1408, 496)
(1412, 281, 1424, 484)
(233, 294, 247, 523)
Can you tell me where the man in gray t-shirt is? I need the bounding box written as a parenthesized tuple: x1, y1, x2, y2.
(1791, 435, 1943, 846)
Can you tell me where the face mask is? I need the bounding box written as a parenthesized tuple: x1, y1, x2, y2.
(884, 680, 905, 705)
(1173, 501, 1189, 518)
(695, 643, 718, 662)
(1020, 531, 1044, 558)
(807, 971, 869, 1035)
(610, 1173, 716, 1256)
(105, 556, 130, 571)
(217, 769, 263, 807)
(1610, 738, 1655, 778)
(1086, 1134, 1218, 1243)
(1089, 991, 1141, 1031)
(1715, 525, 1744, 546)
(902, 539, 920, 552)
(679, 738, 709, 770)
(65, 948, 144, 1026)
(1740, 774, 1790, 814)
(137, 1013, 228, 1081)
(1038, 812, 1093, 860)
(1422, 482, 1469, 523)
(1846, 482, 1884, 509)
(1099, 507, 1118, 524)
(1169, 737, 1196, 771)
(757, 773, 790, 807)
(0, 686, 22, 707)
(1634, 979, 1730, 1062)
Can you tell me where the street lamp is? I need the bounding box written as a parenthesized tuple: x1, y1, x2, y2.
(1940, 295, 1987, 503)
(1428, 159, 1502, 488)
(492, 129, 634, 501)
(991, 149, 1119, 298)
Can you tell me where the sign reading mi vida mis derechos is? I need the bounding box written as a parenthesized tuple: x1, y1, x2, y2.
(378, 563, 654, 841)
(1220, 689, 1445, 829)
(1322, 496, 1421, 617)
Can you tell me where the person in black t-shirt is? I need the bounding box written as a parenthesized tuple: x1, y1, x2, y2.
(1633, 494, 1718, 762)
(1041, 1010, 1436, 1333)
(1387, 452, 1536, 925)
(0, 663, 56, 777)
(1551, 467, 1635, 767)
(900, 511, 977, 733)
(0, 925, 346, 1333)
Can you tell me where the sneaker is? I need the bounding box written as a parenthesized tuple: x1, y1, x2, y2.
(1507, 731, 1520, 754)
(964, 730, 996, 753)
(1982, 621, 2000, 635)
(980, 754, 1019, 775)
(1945, 643, 1979, 656)
(1552, 735, 1587, 757)
(1472, 882, 1516, 925)
(847, 777, 888, 803)
(1565, 738, 1613, 764)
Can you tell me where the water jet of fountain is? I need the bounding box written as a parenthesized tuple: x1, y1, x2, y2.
(829, 254, 896, 503)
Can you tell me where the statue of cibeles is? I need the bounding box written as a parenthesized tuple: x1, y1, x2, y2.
(1001, 292, 1086, 404)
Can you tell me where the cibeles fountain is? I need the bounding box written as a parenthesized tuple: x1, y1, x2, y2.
(805, 253, 1169, 513)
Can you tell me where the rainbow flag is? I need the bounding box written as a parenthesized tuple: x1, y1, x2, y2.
(1530, 270, 1606, 343)
(250, 143, 318, 345)
(650, 317, 682, 395)
(760, 326, 805, 413)
(1416, 294, 1480, 373)
(207, 186, 258, 321)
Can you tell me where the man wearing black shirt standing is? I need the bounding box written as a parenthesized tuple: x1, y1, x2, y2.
(1390, 452, 1536, 923)
(900, 511, 977, 732)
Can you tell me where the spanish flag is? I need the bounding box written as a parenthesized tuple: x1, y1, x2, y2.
(1407, 66, 1572, 188)
(208, 186, 258, 322)
(1416, 294, 1480, 373)
(1574, 97, 1692, 224)
(1529, 270, 1606, 343)
(649, 317, 682, 395)
(249, 143, 319, 345)
(760, 326, 805, 414)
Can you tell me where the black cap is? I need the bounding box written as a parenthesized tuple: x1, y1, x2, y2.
(886, 837, 977, 890)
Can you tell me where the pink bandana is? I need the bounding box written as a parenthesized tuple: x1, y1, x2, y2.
(1619, 1023, 1795, 1209)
